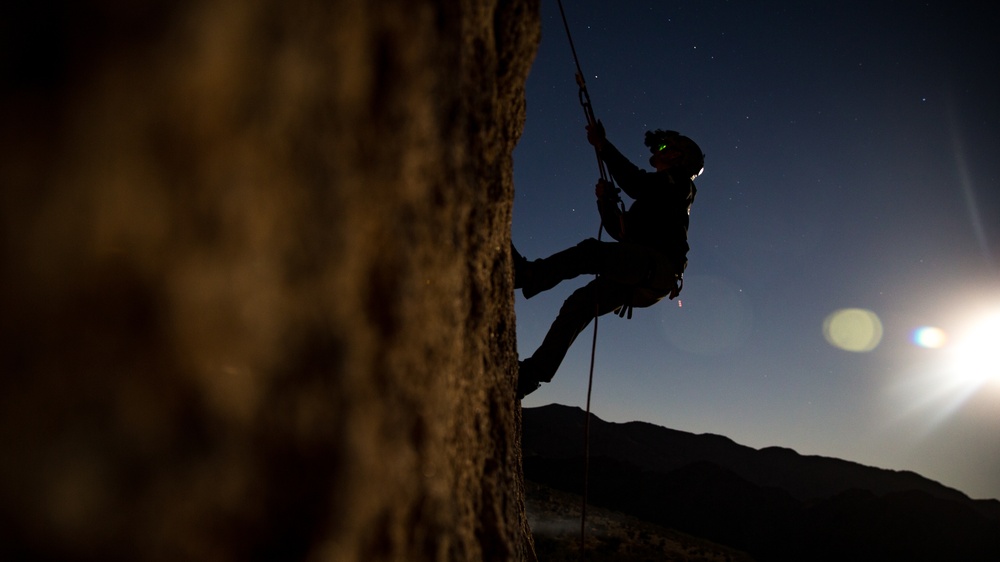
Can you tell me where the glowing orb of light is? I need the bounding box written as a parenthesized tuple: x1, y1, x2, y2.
(823, 308, 883, 352)
(952, 312, 1000, 384)
(913, 326, 948, 349)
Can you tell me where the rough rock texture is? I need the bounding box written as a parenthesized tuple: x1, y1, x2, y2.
(0, 1, 539, 560)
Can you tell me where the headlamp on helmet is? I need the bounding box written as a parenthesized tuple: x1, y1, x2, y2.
(644, 129, 705, 180)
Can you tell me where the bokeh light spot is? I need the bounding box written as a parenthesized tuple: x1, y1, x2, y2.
(913, 326, 948, 349)
(659, 274, 752, 355)
(823, 308, 883, 352)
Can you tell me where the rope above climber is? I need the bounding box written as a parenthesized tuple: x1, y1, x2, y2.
(512, 121, 704, 399)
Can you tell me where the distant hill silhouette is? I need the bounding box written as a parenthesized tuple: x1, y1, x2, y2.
(523, 404, 1000, 562)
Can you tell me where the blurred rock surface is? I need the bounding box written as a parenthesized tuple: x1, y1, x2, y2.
(0, 1, 539, 560)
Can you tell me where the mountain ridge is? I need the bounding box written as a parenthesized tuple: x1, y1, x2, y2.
(524, 403, 994, 505)
(522, 403, 1000, 561)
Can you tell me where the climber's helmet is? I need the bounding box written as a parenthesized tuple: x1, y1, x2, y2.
(644, 129, 704, 180)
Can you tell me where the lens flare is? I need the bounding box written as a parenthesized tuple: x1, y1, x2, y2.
(885, 307, 1000, 435)
(913, 326, 947, 349)
(823, 308, 883, 352)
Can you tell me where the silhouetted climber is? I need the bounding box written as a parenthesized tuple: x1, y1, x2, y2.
(514, 122, 703, 398)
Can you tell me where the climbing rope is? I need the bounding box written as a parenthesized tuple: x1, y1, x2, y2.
(554, 0, 602, 558)
(556, 0, 608, 186)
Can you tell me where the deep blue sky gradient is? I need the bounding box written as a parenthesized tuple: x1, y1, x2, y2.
(513, 0, 1000, 499)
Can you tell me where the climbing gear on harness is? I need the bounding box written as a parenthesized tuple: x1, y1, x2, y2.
(614, 272, 682, 319)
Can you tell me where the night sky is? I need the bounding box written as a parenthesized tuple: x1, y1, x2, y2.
(512, 1, 1000, 500)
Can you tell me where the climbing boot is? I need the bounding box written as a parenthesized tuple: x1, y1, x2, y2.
(512, 244, 546, 299)
(516, 359, 542, 399)
(514, 245, 560, 300)
(512, 243, 529, 289)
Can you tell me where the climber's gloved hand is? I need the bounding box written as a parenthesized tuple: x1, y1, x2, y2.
(595, 179, 619, 201)
(586, 120, 606, 151)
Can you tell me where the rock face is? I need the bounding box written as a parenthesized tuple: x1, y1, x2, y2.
(0, 1, 539, 560)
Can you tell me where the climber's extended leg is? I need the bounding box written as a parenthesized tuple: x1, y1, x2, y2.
(517, 276, 631, 398)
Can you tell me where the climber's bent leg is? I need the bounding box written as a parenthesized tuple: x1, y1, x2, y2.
(521, 239, 674, 298)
